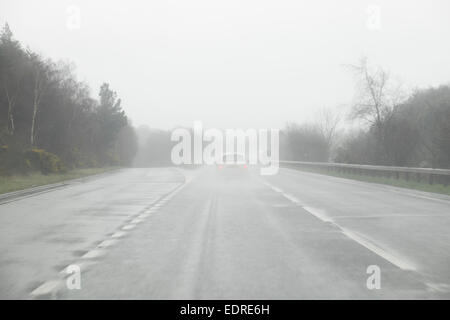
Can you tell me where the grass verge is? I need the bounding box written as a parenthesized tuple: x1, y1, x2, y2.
(0, 167, 120, 195)
(284, 165, 450, 196)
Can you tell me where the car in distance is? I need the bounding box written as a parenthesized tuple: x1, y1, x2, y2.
(218, 153, 247, 170)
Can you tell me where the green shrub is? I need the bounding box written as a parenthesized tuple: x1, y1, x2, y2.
(105, 151, 120, 166)
(24, 149, 66, 174)
(86, 156, 99, 168)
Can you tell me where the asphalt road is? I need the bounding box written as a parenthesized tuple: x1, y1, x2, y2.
(0, 166, 449, 299)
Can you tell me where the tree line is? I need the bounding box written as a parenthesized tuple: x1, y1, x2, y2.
(3, 21, 447, 172)
(134, 67, 450, 170)
(280, 58, 450, 169)
(132, 57, 450, 170)
(0, 23, 137, 174)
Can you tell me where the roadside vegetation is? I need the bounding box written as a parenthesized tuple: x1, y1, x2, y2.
(2, 22, 449, 195)
(0, 24, 138, 191)
(285, 165, 450, 196)
(0, 166, 119, 195)
(280, 58, 450, 170)
(279, 58, 450, 194)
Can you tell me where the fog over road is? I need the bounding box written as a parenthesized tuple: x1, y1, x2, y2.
(1, 167, 449, 299)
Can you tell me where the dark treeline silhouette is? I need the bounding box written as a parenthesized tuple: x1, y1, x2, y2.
(133, 126, 174, 167)
(280, 106, 340, 163)
(281, 59, 450, 169)
(0, 23, 137, 175)
(3, 23, 447, 173)
(334, 86, 450, 168)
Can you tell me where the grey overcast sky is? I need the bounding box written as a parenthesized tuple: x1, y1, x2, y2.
(1, 0, 449, 129)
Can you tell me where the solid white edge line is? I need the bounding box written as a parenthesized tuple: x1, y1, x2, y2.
(265, 180, 417, 271)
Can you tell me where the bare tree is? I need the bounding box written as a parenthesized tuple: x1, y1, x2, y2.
(29, 55, 49, 146)
(348, 57, 394, 130)
(347, 57, 406, 163)
(316, 107, 341, 157)
(0, 22, 24, 136)
(2, 76, 20, 136)
(348, 58, 405, 127)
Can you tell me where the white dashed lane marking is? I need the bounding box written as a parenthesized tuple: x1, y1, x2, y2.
(98, 239, 118, 248)
(82, 249, 106, 259)
(271, 186, 283, 193)
(263, 180, 417, 271)
(30, 280, 62, 298)
(29, 178, 189, 299)
(340, 227, 416, 271)
(59, 260, 96, 275)
(111, 231, 128, 238)
(282, 193, 302, 205)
